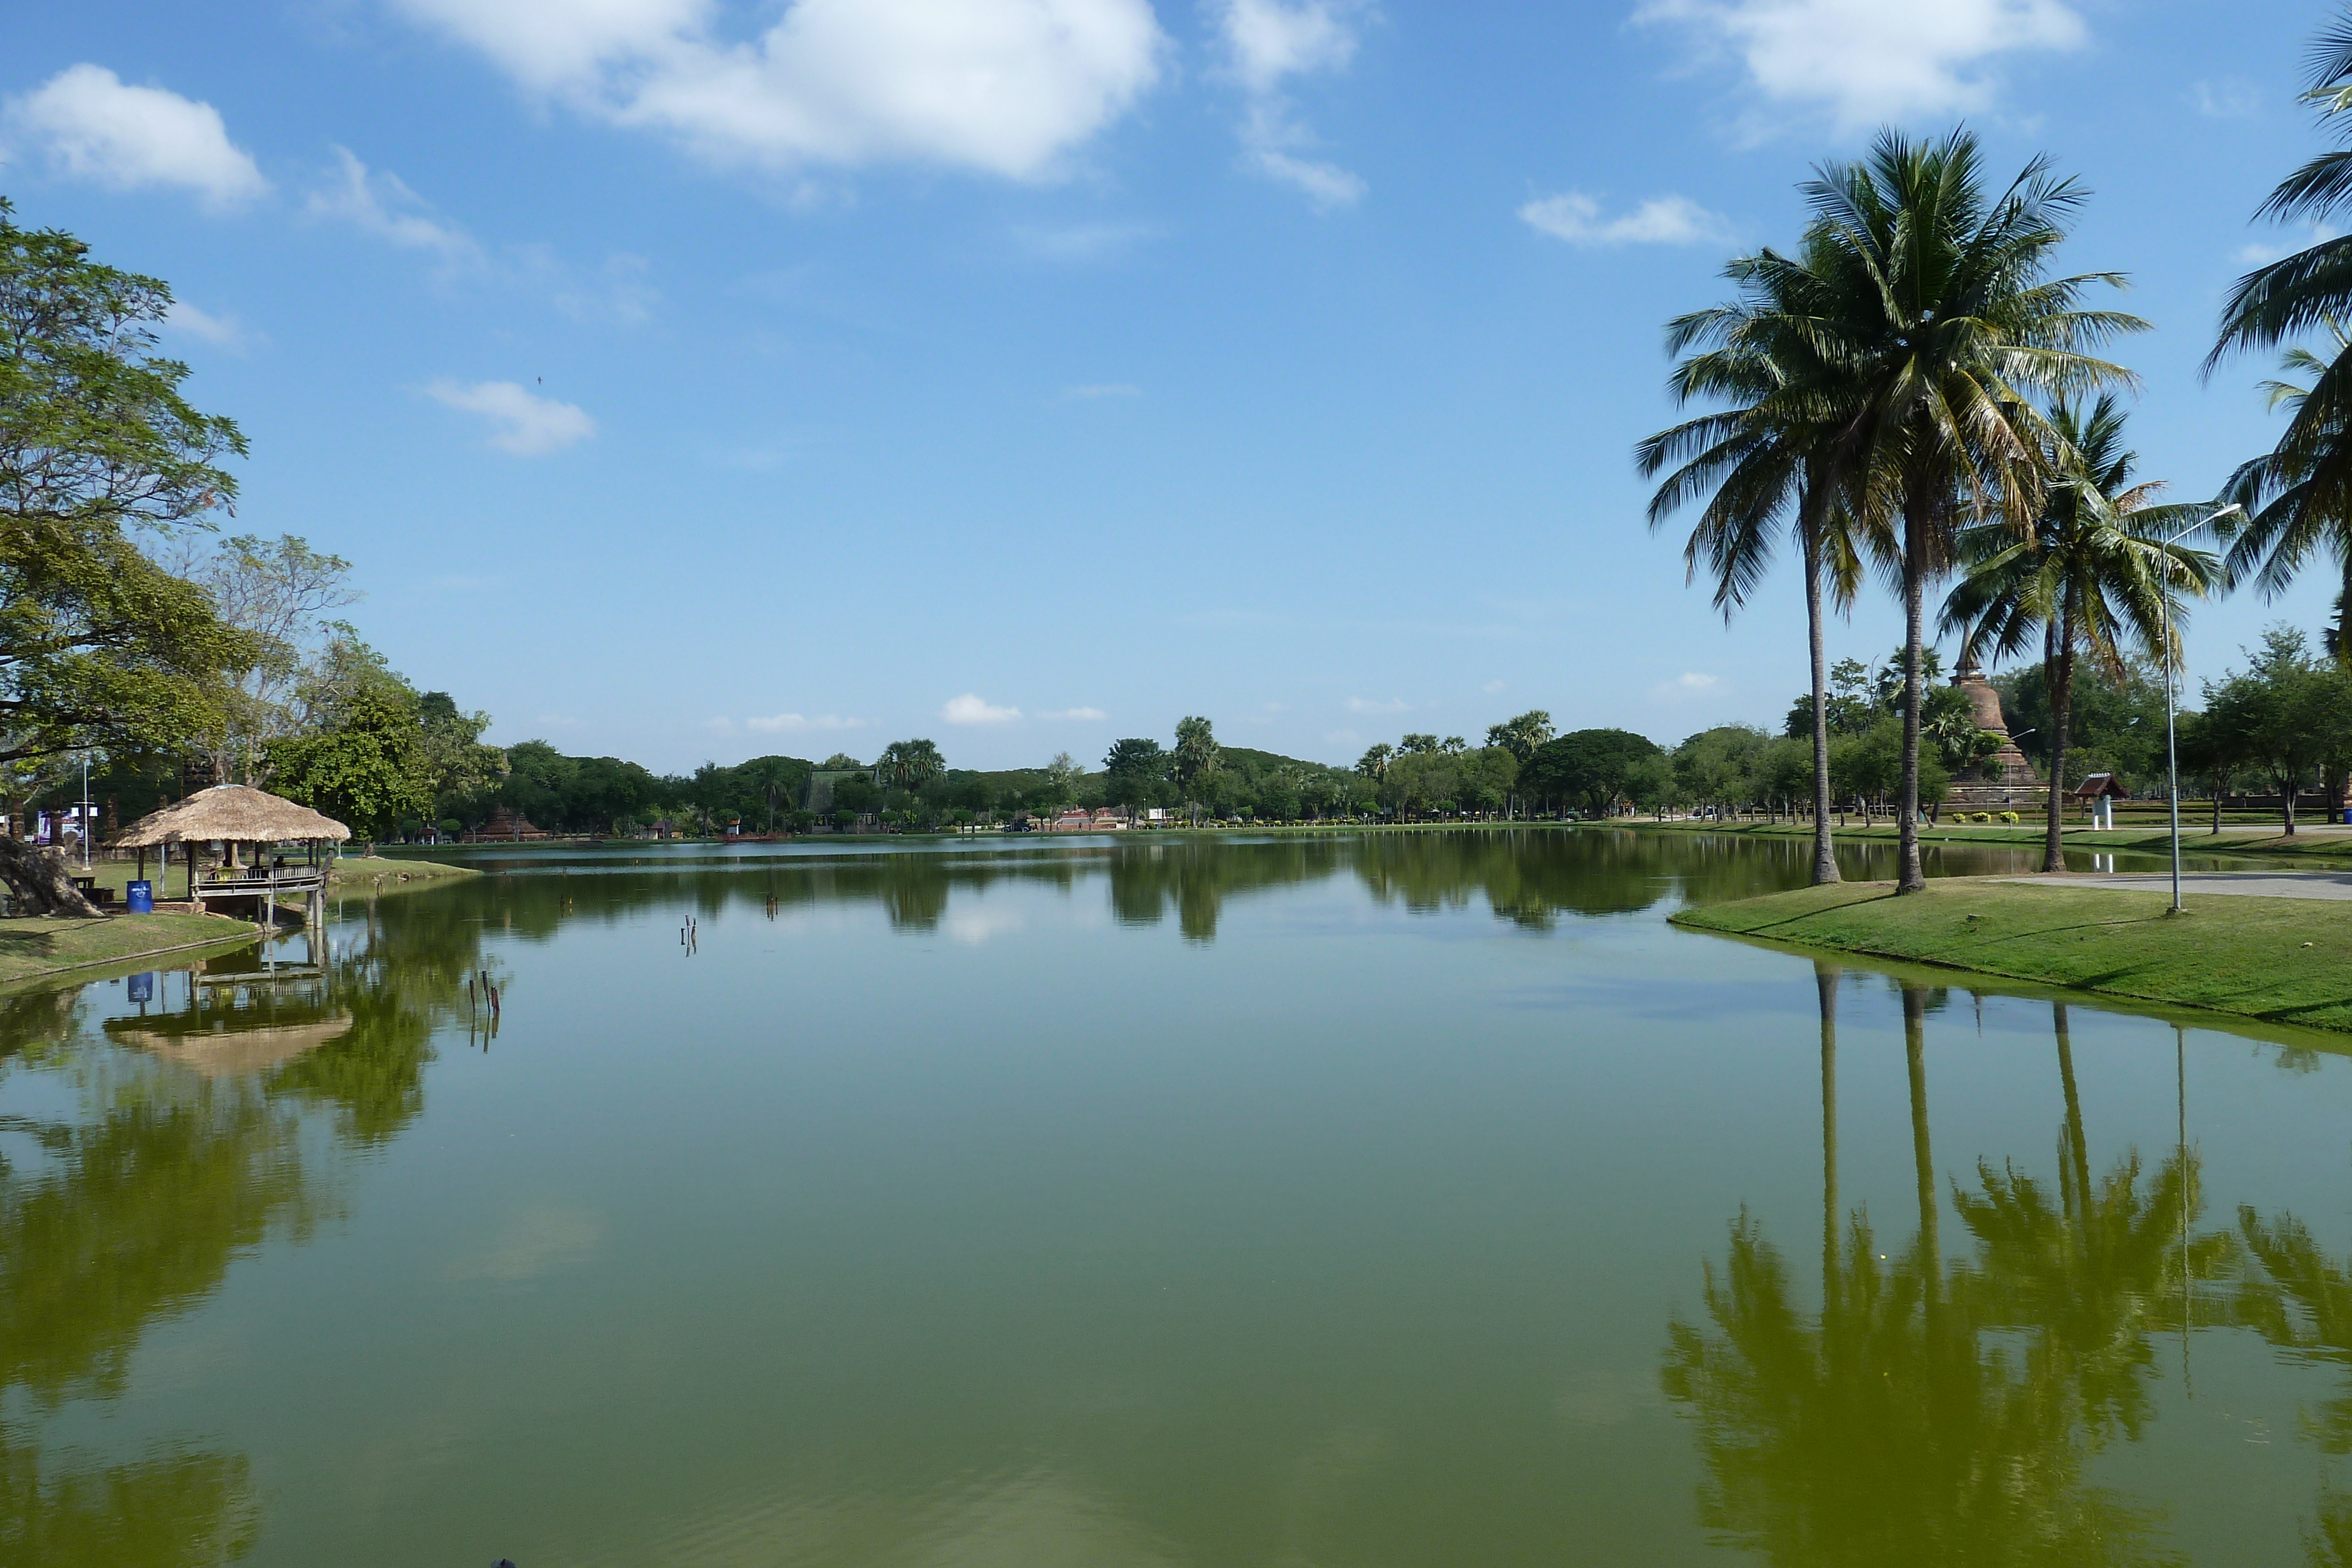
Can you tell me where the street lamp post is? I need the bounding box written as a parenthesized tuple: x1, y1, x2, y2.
(2158, 503, 2241, 914)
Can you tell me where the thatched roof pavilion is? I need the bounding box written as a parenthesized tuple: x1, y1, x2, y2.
(115, 784, 349, 849)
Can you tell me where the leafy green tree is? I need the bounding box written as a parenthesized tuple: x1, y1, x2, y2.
(2202, 626, 2352, 833)
(1800, 130, 2143, 891)
(2208, 14, 2352, 649)
(1483, 710, 1554, 763)
(1102, 737, 1167, 810)
(263, 680, 428, 840)
(416, 690, 502, 823)
(1172, 715, 1218, 793)
(1642, 225, 1871, 884)
(1943, 396, 2214, 868)
(877, 738, 944, 793)
(1354, 742, 1392, 781)
(0, 199, 255, 770)
(1521, 728, 1664, 817)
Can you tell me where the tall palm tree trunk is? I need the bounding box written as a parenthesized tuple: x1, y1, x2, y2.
(2044, 615, 2075, 874)
(2054, 1002, 2092, 1215)
(1803, 519, 1840, 885)
(1897, 503, 1929, 892)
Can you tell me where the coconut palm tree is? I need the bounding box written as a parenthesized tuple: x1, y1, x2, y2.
(1939, 396, 2217, 871)
(1799, 129, 2144, 891)
(1641, 233, 1870, 887)
(2209, 12, 2352, 646)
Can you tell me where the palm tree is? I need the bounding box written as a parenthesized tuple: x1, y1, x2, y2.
(1939, 396, 2216, 871)
(2209, 11, 2352, 646)
(1641, 232, 1869, 887)
(1800, 129, 2144, 891)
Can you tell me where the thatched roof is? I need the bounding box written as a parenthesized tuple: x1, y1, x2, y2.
(114, 784, 350, 847)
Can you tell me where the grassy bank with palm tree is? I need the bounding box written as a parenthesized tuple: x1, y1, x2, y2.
(1673, 878, 2352, 1032)
(1642, 815, 2352, 862)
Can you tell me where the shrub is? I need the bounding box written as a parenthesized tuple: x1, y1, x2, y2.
(1999, 810, 2019, 824)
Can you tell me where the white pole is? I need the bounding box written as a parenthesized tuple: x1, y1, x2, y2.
(81, 751, 90, 870)
(2161, 503, 2240, 915)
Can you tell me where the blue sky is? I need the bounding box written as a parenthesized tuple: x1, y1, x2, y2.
(4, 0, 2344, 773)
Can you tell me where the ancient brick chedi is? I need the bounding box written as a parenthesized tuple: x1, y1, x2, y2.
(1950, 654, 2039, 799)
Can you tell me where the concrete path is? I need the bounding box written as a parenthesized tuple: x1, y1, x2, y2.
(2002, 871, 2352, 901)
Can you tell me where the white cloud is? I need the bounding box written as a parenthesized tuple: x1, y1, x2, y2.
(1636, 0, 2086, 133)
(2235, 222, 2337, 268)
(1346, 696, 1409, 714)
(1225, 0, 1359, 92)
(1482, 679, 1506, 693)
(745, 711, 866, 733)
(701, 716, 737, 734)
(1647, 671, 1723, 701)
(1249, 149, 1365, 209)
(6, 65, 268, 207)
(2191, 78, 2262, 120)
(1064, 383, 1141, 399)
(391, 0, 1165, 179)
(1519, 192, 1731, 246)
(1217, 0, 1366, 208)
(163, 300, 248, 348)
(308, 146, 479, 259)
(426, 379, 597, 456)
(942, 693, 1022, 724)
(1038, 706, 1107, 720)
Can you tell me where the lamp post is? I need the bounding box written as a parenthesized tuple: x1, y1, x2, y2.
(2158, 503, 2241, 914)
(80, 751, 90, 871)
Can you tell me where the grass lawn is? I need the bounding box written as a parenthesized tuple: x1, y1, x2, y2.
(1672, 877, 2352, 1033)
(0, 912, 260, 989)
(328, 856, 475, 894)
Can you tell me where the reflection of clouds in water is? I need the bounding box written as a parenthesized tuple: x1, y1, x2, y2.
(944, 904, 1026, 945)
(650, 1469, 1183, 1567)
(447, 1201, 604, 1283)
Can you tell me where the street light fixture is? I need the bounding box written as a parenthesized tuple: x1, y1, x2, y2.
(2157, 502, 2241, 914)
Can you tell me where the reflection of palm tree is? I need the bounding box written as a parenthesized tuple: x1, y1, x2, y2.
(1955, 1004, 2230, 1445)
(1663, 988, 2213, 1564)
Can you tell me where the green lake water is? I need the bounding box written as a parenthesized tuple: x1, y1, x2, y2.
(7, 828, 2352, 1565)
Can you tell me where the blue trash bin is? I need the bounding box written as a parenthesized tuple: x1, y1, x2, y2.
(126, 880, 153, 913)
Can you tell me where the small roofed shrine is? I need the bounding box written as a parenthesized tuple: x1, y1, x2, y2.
(113, 784, 349, 926)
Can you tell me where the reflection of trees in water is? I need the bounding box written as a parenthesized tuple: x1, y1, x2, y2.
(1664, 984, 2231, 1564)
(0, 892, 490, 1560)
(267, 892, 489, 1144)
(423, 827, 1894, 945)
(0, 1076, 303, 1564)
(0, 1439, 258, 1567)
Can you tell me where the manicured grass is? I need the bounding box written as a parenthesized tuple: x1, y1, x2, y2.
(0, 912, 260, 989)
(328, 855, 475, 893)
(1672, 878, 2352, 1032)
(1644, 817, 2352, 863)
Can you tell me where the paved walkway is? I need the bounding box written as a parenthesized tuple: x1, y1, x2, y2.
(2003, 871, 2352, 901)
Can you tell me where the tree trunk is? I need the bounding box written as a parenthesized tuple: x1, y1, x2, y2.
(0, 838, 102, 917)
(1803, 520, 1840, 886)
(2044, 618, 2074, 874)
(2054, 1003, 2092, 1219)
(1897, 502, 1927, 892)
(2283, 770, 2298, 835)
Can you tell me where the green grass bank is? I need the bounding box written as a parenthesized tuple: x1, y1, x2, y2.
(1672, 878, 2352, 1034)
(1643, 817, 2352, 864)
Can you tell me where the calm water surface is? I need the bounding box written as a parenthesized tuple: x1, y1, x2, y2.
(7, 829, 2352, 1565)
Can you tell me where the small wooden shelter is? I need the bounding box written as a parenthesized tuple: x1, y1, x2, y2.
(113, 784, 349, 924)
(2070, 773, 2131, 829)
